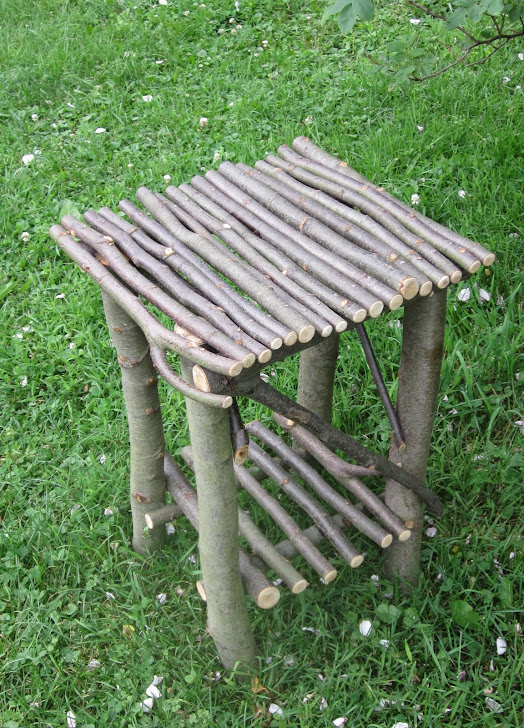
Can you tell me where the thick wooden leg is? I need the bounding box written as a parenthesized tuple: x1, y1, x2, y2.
(180, 358, 257, 672)
(384, 289, 447, 587)
(101, 292, 166, 554)
(297, 334, 340, 423)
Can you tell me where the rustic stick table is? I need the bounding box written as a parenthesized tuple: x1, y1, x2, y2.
(50, 137, 494, 672)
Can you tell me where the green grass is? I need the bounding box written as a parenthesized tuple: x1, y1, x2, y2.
(1, 0, 523, 725)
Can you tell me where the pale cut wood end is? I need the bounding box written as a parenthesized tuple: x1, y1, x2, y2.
(352, 308, 367, 323)
(324, 569, 338, 583)
(419, 280, 433, 297)
(437, 275, 450, 289)
(350, 555, 365, 568)
(221, 396, 234, 409)
(398, 529, 412, 542)
(257, 586, 281, 609)
(192, 365, 210, 392)
(228, 361, 244, 377)
(400, 277, 419, 300)
(258, 349, 272, 364)
(241, 352, 256, 368)
(335, 319, 349, 332)
(269, 337, 283, 350)
(483, 253, 495, 266)
(320, 324, 333, 338)
(389, 294, 404, 311)
(368, 301, 384, 318)
(298, 324, 315, 343)
(291, 579, 309, 594)
(468, 260, 481, 274)
(283, 331, 298, 346)
(196, 580, 207, 601)
(381, 534, 394, 549)
(450, 270, 463, 283)
(144, 513, 154, 530)
(234, 445, 249, 466)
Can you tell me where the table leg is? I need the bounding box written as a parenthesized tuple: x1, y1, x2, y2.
(385, 289, 447, 587)
(101, 292, 166, 554)
(180, 358, 257, 672)
(297, 334, 340, 423)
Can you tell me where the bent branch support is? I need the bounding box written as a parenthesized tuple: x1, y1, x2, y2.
(384, 288, 447, 588)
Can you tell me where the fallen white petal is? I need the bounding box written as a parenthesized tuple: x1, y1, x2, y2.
(485, 697, 503, 713)
(104, 507, 113, 516)
(105, 592, 115, 600)
(496, 638, 507, 655)
(426, 526, 437, 538)
(142, 697, 154, 713)
(165, 522, 175, 535)
(333, 719, 348, 727)
(320, 697, 328, 710)
(199, 117, 208, 127)
(66, 711, 76, 728)
(458, 189, 466, 198)
(359, 620, 372, 636)
(318, 673, 325, 681)
(457, 287, 471, 302)
(268, 703, 283, 715)
(479, 288, 491, 302)
(20, 376, 28, 387)
(371, 574, 380, 582)
(416, 125, 424, 131)
(411, 193, 420, 205)
(409, 18, 420, 24)
(87, 659, 101, 671)
(55, 293, 66, 299)
(156, 593, 167, 604)
(518, 53, 524, 60)
(22, 153, 35, 165)
(380, 639, 391, 648)
(142, 95, 153, 102)
(94, 127, 106, 134)
(146, 684, 162, 699)
(99, 454, 107, 465)
(514, 420, 524, 431)
(152, 675, 164, 686)
(392, 723, 409, 728)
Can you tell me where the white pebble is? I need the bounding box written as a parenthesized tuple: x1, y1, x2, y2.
(22, 153, 35, 165)
(142, 95, 153, 102)
(142, 697, 154, 713)
(496, 637, 507, 655)
(268, 703, 283, 715)
(94, 127, 106, 134)
(333, 719, 348, 727)
(146, 684, 162, 699)
(359, 620, 372, 636)
(426, 526, 437, 538)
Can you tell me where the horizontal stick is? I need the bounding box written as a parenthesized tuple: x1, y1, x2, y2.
(355, 323, 405, 448)
(91, 208, 272, 364)
(237, 163, 421, 300)
(113, 201, 287, 350)
(163, 188, 334, 338)
(292, 136, 495, 267)
(164, 453, 280, 609)
(267, 154, 462, 284)
(246, 421, 392, 549)
(234, 463, 337, 582)
(187, 178, 365, 325)
(244, 378, 444, 518)
(278, 145, 481, 275)
(205, 170, 385, 317)
(136, 187, 315, 341)
(247, 441, 365, 567)
(218, 163, 405, 309)
(274, 415, 411, 541)
(64, 215, 254, 369)
(49, 226, 241, 397)
(258, 158, 445, 291)
(144, 503, 183, 529)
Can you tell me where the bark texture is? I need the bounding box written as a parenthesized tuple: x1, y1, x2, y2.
(101, 291, 166, 554)
(180, 357, 257, 671)
(297, 333, 340, 424)
(384, 288, 447, 587)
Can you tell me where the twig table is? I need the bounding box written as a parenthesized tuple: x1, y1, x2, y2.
(50, 137, 495, 672)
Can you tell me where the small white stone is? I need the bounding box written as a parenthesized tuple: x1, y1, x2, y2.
(333, 719, 348, 727)
(268, 703, 283, 715)
(518, 53, 524, 60)
(359, 620, 372, 636)
(22, 153, 35, 165)
(146, 684, 162, 699)
(31, 113, 39, 121)
(426, 526, 437, 538)
(163, 174, 171, 182)
(496, 638, 507, 655)
(142, 697, 154, 713)
(409, 18, 420, 24)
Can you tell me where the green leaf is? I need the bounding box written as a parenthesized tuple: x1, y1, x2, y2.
(403, 607, 420, 628)
(322, 0, 352, 23)
(446, 7, 468, 29)
(499, 577, 513, 608)
(338, 3, 358, 33)
(355, 0, 374, 21)
(376, 603, 400, 624)
(450, 600, 481, 628)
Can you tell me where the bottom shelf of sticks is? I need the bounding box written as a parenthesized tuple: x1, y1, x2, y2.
(153, 417, 412, 610)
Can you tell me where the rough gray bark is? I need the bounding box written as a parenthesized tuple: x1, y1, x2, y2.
(179, 357, 257, 671)
(384, 288, 447, 587)
(100, 291, 166, 554)
(297, 333, 339, 424)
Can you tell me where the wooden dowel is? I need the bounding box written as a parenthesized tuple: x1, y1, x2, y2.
(267, 154, 462, 284)
(291, 136, 495, 267)
(257, 159, 444, 292)
(113, 201, 286, 350)
(246, 421, 393, 549)
(274, 415, 411, 541)
(278, 145, 481, 275)
(229, 399, 249, 465)
(164, 453, 280, 609)
(136, 187, 315, 341)
(91, 209, 272, 364)
(49, 226, 242, 385)
(187, 178, 365, 325)
(162, 189, 334, 338)
(205, 171, 385, 317)
(144, 503, 183, 529)
(237, 163, 422, 300)
(247, 441, 365, 567)
(234, 464, 338, 582)
(356, 323, 405, 448)
(218, 163, 406, 309)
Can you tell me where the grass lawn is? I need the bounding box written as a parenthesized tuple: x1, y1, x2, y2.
(1, 0, 523, 725)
